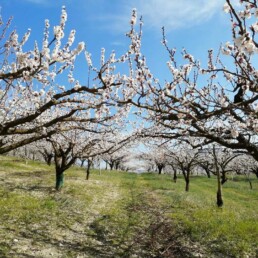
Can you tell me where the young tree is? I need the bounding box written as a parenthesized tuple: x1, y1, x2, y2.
(229, 153, 257, 189)
(212, 146, 223, 207)
(37, 142, 54, 166)
(169, 162, 179, 183)
(197, 159, 213, 178)
(198, 147, 240, 184)
(46, 121, 134, 190)
(165, 141, 199, 192)
(140, 144, 168, 174)
(199, 145, 241, 206)
(102, 153, 126, 171)
(85, 158, 93, 180)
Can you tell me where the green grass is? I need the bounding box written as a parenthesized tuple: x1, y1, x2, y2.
(137, 174, 258, 257)
(0, 156, 258, 257)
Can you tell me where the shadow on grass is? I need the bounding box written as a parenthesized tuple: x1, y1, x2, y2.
(0, 170, 202, 257)
(3, 194, 197, 258)
(0, 170, 54, 194)
(10, 170, 50, 178)
(83, 196, 196, 257)
(9, 214, 193, 258)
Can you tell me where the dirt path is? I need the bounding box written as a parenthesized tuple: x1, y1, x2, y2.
(0, 164, 206, 257)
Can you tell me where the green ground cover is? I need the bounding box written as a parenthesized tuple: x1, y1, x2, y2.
(0, 156, 257, 257)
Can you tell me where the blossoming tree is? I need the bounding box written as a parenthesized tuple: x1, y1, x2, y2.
(36, 120, 133, 190)
(0, 7, 139, 155)
(117, 1, 258, 164)
(0, 7, 85, 152)
(164, 141, 200, 191)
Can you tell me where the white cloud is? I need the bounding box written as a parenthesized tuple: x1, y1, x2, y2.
(135, 0, 225, 30)
(90, 0, 225, 33)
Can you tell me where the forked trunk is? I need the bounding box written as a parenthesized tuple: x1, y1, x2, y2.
(221, 172, 228, 185)
(182, 168, 190, 192)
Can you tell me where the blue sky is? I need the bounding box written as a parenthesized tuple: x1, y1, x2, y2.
(0, 0, 233, 84)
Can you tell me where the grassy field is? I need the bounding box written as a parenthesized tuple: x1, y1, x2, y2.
(0, 156, 258, 257)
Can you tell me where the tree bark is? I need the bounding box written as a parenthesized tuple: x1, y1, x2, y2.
(221, 171, 228, 185)
(115, 162, 120, 170)
(205, 168, 211, 178)
(46, 154, 53, 166)
(213, 147, 223, 207)
(249, 180, 253, 190)
(251, 168, 258, 178)
(81, 159, 85, 167)
(86, 160, 92, 180)
(182, 168, 190, 192)
(86, 168, 90, 180)
(173, 170, 177, 183)
(55, 170, 64, 191)
(185, 177, 190, 192)
(216, 184, 223, 207)
(157, 165, 163, 174)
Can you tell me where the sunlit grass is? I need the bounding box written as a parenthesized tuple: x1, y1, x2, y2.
(0, 157, 257, 257)
(136, 173, 258, 257)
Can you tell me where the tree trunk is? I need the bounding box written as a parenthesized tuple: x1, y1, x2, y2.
(251, 168, 258, 178)
(221, 171, 228, 185)
(173, 170, 177, 183)
(55, 170, 64, 191)
(157, 165, 163, 174)
(86, 160, 92, 180)
(215, 160, 223, 207)
(86, 167, 90, 180)
(249, 180, 253, 190)
(115, 161, 119, 170)
(216, 171, 223, 207)
(185, 177, 190, 192)
(47, 154, 53, 166)
(182, 168, 190, 192)
(245, 173, 253, 190)
(81, 159, 85, 167)
(212, 146, 223, 207)
(217, 185, 223, 207)
(205, 168, 211, 178)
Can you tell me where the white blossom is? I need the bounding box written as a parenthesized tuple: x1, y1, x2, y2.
(231, 129, 239, 138)
(53, 25, 64, 40)
(223, 3, 230, 13)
